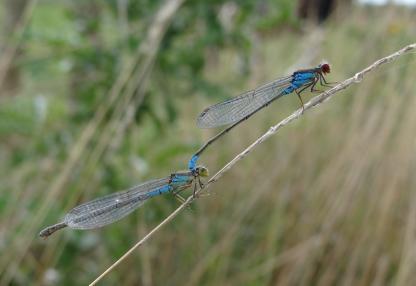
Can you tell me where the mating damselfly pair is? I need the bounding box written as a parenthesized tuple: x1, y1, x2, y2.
(40, 63, 331, 237)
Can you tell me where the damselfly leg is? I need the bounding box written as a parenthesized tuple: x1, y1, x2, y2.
(319, 73, 336, 87)
(192, 180, 197, 198)
(295, 89, 305, 113)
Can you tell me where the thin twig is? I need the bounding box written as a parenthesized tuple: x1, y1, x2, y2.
(0, 0, 38, 91)
(90, 43, 416, 285)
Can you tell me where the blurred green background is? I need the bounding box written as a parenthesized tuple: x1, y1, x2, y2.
(1, 0, 416, 285)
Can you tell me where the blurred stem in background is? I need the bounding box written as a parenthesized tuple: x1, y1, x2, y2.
(0, 0, 28, 97)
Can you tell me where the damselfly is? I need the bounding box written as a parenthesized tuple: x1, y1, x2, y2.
(188, 63, 331, 171)
(39, 166, 209, 238)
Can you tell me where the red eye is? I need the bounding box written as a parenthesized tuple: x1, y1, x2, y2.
(321, 63, 331, 74)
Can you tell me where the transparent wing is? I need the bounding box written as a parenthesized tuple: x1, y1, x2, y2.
(64, 177, 171, 230)
(197, 76, 293, 128)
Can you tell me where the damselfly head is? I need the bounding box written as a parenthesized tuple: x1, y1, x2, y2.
(196, 166, 209, 177)
(319, 63, 331, 74)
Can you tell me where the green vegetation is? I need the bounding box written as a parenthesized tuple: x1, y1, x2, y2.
(1, 1, 415, 285)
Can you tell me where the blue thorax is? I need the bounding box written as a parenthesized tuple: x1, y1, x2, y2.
(146, 174, 192, 198)
(283, 71, 316, 95)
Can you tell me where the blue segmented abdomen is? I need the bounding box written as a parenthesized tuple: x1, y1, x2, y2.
(147, 184, 173, 198)
(188, 155, 199, 171)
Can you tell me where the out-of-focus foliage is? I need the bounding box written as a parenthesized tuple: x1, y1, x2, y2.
(22, 0, 296, 124)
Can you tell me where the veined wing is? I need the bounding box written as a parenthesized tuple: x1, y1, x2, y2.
(64, 177, 171, 229)
(197, 75, 293, 128)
